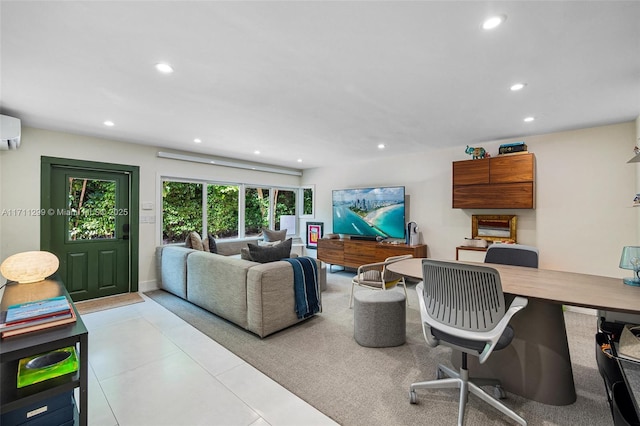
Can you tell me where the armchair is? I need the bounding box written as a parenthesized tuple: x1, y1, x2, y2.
(349, 254, 413, 308)
(409, 259, 528, 425)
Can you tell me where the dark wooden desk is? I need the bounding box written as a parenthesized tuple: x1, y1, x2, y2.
(388, 258, 640, 406)
(0, 279, 88, 425)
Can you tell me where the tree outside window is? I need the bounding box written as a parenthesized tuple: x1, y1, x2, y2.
(207, 184, 239, 239)
(303, 187, 314, 216)
(162, 181, 203, 244)
(67, 178, 116, 240)
(274, 189, 296, 233)
(161, 179, 308, 244)
(245, 187, 270, 237)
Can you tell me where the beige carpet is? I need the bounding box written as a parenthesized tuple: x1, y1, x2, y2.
(75, 292, 144, 315)
(146, 272, 610, 426)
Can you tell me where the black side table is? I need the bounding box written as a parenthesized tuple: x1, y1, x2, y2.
(0, 279, 88, 426)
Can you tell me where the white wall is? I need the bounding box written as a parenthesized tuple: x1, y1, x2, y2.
(0, 127, 300, 288)
(0, 152, 3, 286)
(303, 121, 638, 278)
(1, 121, 637, 289)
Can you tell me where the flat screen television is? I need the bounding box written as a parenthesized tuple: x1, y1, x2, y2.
(332, 186, 405, 239)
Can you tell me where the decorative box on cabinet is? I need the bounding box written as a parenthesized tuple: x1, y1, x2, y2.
(453, 153, 535, 209)
(317, 238, 427, 270)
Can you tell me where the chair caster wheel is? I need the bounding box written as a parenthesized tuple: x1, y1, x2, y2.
(494, 385, 507, 399)
(409, 391, 418, 404)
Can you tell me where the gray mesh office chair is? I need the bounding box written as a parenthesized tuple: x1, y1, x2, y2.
(484, 244, 539, 268)
(409, 260, 528, 425)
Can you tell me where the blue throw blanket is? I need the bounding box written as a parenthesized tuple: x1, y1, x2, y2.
(283, 257, 321, 319)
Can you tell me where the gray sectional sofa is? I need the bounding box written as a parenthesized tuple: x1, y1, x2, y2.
(156, 240, 326, 338)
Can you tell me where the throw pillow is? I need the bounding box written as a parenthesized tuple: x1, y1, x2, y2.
(258, 240, 282, 247)
(240, 247, 252, 261)
(262, 228, 287, 242)
(248, 238, 292, 263)
(185, 231, 204, 251)
(207, 234, 218, 254)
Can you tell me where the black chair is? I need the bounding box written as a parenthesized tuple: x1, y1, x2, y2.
(484, 244, 539, 268)
(612, 381, 640, 425)
(596, 332, 625, 418)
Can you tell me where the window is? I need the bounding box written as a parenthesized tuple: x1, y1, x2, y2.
(245, 187, 270, 238)
(274, 189, 296, 234)
(67, 177, 117, 240)
(207, 184, 239, 239)
(300, 185, 315, 218)
(161, 178, 309, 244)
(162, 181, 203, 244)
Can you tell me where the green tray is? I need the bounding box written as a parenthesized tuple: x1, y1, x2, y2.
(17, 346, 78, 388)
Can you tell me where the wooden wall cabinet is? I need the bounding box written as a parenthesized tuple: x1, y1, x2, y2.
(317, 238, 427, 269)
(452, 153, 535, 209)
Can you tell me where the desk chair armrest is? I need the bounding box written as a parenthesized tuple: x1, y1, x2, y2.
(354, 262, 387, 284)
(356, 255, 413, 274)
(355, 255, 413, 283)
(356, 260, 387, 274)
(475, 296, 528, 363)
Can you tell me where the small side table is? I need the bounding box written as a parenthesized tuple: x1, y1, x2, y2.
(354, 290, 406, 348)
(0, 279, 88, 426)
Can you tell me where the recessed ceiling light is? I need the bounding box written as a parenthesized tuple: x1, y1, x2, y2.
(297, 158, 303, 163)
(378, 144, 386, 149)
(524, 116, 535, 122)
(482, 15, 506, 30)
(254, 150, 260, 155)
(103, 120, 115, 127)
(510, 83, 526, 91)
(194, 138, 202, 143)
(155, 63, 174, 74)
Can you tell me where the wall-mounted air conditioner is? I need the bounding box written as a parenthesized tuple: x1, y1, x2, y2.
(0, 114, 21, 150)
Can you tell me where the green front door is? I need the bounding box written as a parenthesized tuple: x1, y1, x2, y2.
(48, 167, 131, 301)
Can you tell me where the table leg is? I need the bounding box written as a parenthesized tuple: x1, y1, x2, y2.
(453, 299, 577, 406)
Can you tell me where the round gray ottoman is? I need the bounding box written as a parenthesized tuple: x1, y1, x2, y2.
(354, 290, 406, 347)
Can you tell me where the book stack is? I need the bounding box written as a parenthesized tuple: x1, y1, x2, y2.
(0, 295, 76, 338)
(499, 141, 528, 155)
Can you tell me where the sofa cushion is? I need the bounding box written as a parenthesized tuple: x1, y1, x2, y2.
(248, 238, 292, 263)
(258, 240, 282, 247)
(186, 251, 255, 329)
(262, 228, 287, 242)
(157, 246, 197, 299)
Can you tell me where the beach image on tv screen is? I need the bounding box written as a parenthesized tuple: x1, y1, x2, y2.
(332, 186, 405, 239)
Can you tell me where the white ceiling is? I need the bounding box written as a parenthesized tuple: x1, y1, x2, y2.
(1, 1, 639, 170)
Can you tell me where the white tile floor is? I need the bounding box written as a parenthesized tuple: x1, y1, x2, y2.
(79, 294, 338, 426)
